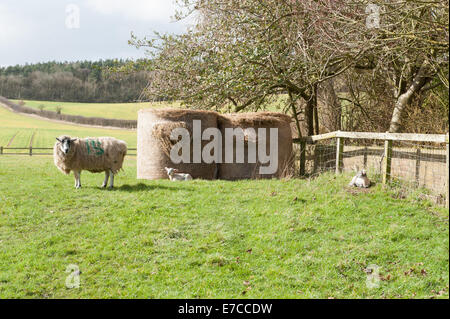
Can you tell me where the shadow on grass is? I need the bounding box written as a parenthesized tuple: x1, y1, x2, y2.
(112, 183, 193, 192)
(345, 181, 377, 195)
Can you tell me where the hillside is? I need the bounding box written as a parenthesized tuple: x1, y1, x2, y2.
(11, 99, 179, 121)
(0, 104, 137, 149)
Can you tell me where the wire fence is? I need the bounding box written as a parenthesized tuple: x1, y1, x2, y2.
(2, 130, 449, 207)
(294, 131, 449, 207)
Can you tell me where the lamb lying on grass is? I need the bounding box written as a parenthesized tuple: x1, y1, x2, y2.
(164, 167, 193, 181)
(54, 135, 127, 189)
(348, 169, 371, 188)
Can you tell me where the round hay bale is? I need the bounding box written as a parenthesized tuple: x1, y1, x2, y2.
(137, 108, 218, 180)
(217, 112, 294, 180)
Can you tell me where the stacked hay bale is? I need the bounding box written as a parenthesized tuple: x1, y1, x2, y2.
(137, 108, 218, 180)
(137, 108, 293, 180)
(217, 112, 294, 180)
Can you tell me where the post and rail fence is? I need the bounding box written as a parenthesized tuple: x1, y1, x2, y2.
(0, 147, 137, 156)
(1, 130, 448, 207)
(293, 130, 449, 208)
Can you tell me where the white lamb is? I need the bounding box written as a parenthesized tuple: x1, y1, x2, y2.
(348, 169, 371, 188)
(164, 167, 193, 181)
(54, 135, 127, 188)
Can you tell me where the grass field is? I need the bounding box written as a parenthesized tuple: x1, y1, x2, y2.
(0, 97, 285, 151)
(0, 156, 448, 298)
(11, 99, 180, 120)
(0, 105, 137, 151)
(11, 97, 288, 121)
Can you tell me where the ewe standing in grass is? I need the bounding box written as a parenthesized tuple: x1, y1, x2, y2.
(54, 136, 127, 188)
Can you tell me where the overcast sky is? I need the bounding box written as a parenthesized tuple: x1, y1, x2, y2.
(0, 0, 190, 67)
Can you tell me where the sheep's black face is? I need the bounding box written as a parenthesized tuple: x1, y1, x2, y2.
(56, 137, 74, 155)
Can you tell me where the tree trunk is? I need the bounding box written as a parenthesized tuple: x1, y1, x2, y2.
(298, 88, 318, 136)
(289, 91, 302, 138)
(389, 64, 431, 132)
(305, 97, 315, 136)
(322, 79, 341, 131)
(313, 84, 320, 135)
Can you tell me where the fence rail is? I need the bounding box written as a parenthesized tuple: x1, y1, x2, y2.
(2, 130, 449, 207)
(293, 131, 449, 144)
(294, 130, 449, 208)
(0, 146, 137, 156)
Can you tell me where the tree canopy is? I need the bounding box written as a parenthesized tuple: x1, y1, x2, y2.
(132, 0, 449, 134)
(0, 59, 150, 103)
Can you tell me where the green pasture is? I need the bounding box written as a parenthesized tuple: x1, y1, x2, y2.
(0, 156, 448, 298)
(0, 105, 137, 151)
(11, 96, 288, 121)
(11, 99, 180, 120)
(0, 97, 448, 299)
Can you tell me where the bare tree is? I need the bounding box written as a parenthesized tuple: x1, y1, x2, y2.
(132, 0, 448, 134)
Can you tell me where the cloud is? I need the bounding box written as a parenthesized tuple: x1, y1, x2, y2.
(0, 4, 31, 43)
(84, 0, 179, 22)
(0, 0, 191, 66)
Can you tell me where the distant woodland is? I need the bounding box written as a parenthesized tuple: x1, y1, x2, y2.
(0, 60, 149, 103)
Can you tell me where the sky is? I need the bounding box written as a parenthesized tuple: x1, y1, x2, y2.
(0, 0, 191, 67)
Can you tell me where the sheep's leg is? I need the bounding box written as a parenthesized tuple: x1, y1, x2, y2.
(109, 170, 114, 188)
(102, 170, 110, 188)
(77, 171, 82, 188)
(74, 170, 81, 189)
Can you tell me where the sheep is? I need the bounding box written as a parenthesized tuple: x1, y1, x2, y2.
(164, 167, 193, 181)
(348, 169, 371, 188)
(54, 135, 127, 189)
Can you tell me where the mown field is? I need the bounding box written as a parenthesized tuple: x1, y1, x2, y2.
(0, 105, 137, 152)
(11, 99, 180, 120)
(11, 98, 288, 121)
(1, 97, 448, 298)
(0, 156, 448, 298)
(0, 97, 286, 151)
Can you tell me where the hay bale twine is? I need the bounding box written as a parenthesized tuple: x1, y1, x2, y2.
(217, 112, 294, 180)
(137, 108, 218, 180)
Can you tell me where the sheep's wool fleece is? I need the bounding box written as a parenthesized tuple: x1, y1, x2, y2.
(54, 136, 127, 175)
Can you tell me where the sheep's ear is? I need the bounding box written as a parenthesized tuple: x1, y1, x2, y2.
(56, 137, 61, 143)
(70, 138, 77, 143)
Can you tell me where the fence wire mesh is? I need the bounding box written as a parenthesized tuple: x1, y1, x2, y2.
(388, 140, 447, 205)
(294, 137, 448, 206)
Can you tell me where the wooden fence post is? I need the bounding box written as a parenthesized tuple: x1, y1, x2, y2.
(383, 134, 392, 185)
(446, 133, 449, 209)
(0, 146, 3, 155)
(415, 148, 421, 186)
(29, 146, 32, 156)
(335, 134, 344, 174)
(299, 140, 306, 176)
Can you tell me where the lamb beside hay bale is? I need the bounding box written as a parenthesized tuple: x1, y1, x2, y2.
(137, 108, 218, 180)
(164, 167, 193, 181)
(53, 136, 127, 189)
